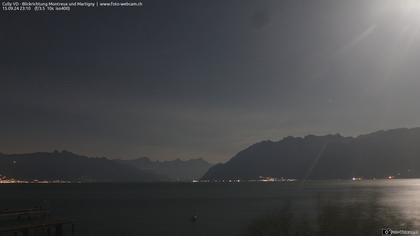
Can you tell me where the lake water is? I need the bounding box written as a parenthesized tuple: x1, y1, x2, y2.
(1, 180, 420, 236)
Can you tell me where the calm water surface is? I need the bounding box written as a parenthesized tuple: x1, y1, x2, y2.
(1, 180, 420, 236)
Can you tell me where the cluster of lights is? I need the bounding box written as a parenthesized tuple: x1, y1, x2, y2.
(194, 176, 402, 183)
(0, 174, 71, 184)
(192, 177, 297, 183)
(351, 176, 396, 181)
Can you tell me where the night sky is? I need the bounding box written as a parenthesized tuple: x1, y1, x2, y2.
(2, 0, 420, 162)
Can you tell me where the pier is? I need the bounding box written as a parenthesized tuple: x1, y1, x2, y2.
(0, 208, 74, 236)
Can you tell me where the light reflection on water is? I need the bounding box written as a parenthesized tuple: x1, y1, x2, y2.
(0, 180, 420, 236)
(380, 180, 420, 226)
(242, 179, 420, 236)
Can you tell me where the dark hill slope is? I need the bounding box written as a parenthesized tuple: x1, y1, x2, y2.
(0, 151, 163, 182)
(202, 128, 420, 180)
(118, 157, 212, 181)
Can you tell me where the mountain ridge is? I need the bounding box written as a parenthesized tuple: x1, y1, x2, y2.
(117, 157, 212, 181)
(0, 150, 166, 182)
(202, 127, 420, 180)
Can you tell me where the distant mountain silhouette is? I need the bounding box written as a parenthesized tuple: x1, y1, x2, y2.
(202, 128, 420, 180)
(118, 157, 212, 181)
(0, 151, 165, 182)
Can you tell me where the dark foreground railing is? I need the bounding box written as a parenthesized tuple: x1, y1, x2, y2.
(0, 207, 74, 236)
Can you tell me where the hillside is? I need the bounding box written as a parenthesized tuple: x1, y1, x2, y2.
(0, 151, 164, 182)
(119, 157, 212, 181)
(202, 128, 420, 180)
